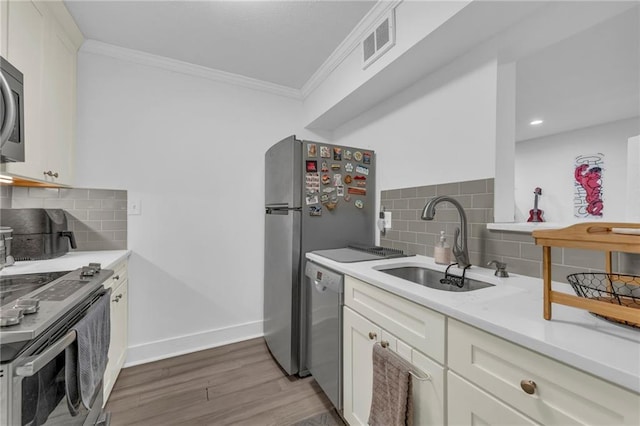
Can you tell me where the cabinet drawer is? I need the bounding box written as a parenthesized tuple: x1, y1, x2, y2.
(448, 319, 640, 425)
(345, 276, 445, 363)
(448, 371, 539, 426)
(104, 259, 128, 291)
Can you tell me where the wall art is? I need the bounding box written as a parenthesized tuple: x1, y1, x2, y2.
(574, 153, 604, 218)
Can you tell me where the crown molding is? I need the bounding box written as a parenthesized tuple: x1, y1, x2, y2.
(80, 40, 304, 100)
(300, 0, 403, 98)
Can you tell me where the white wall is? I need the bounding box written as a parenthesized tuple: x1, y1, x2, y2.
(514, 118, 640, 223)
(75, 49, 317, 365)
(303, 0, 469, 128)
(332, 53, 498, 191)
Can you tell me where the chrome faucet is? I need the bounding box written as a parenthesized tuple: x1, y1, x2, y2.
(421, 196, 471, 269)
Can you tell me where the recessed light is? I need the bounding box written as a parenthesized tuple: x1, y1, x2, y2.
(530, 119, 544, 126)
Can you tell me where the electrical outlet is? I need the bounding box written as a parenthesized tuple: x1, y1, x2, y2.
(128, 199, 141, 215)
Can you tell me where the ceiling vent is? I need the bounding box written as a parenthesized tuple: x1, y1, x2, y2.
(362, 9, 396, 70)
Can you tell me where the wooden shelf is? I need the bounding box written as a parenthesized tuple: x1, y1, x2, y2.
(532, 223, 640, 326)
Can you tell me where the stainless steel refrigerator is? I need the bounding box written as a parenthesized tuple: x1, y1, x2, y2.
(264, 135, 376, 376)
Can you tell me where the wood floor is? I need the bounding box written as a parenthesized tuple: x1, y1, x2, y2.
(105, 338, 335, 425)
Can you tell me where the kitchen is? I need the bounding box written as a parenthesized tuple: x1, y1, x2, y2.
(1, 0, 639, 425)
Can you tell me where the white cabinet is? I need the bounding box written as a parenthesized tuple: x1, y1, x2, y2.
(343, 276, 445, 426)
(448, 372, 539, 426)
(2, 0, 82, 186)
(343, 307, 380, 426)
(103, 259, 129, 404)
(448, 319, 640, 426)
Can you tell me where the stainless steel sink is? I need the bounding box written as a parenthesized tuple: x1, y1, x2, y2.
(377, 266, 494, 292)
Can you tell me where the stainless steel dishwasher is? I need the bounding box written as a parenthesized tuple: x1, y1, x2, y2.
(305, 260, 344, 411)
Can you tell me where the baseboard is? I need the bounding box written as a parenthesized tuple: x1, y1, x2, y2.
(124, 320, 263, 367)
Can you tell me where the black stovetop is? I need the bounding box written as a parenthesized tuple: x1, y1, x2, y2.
(0, 271, 70, 307)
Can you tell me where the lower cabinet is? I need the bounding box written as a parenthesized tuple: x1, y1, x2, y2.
(343, 276, 445, 426)
(448, 319, 640, 426)
(342, 275, 640, 426)
(448, 372, 538, 426)
(103, 259, 129, 405)
(343, 307, 380, 426)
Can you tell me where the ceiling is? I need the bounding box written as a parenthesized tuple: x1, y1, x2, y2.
(515, 6, 639, 142)
(64, 0, 376, 89)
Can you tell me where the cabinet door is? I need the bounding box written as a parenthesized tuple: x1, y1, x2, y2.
(4, 0, 46, 179)
(104, 272, 129, 404)
(448, 371, 540, 426)
(41, 15, 77, 185)
(343, 307, 380, 426)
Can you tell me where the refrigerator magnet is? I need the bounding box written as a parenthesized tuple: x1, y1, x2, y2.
(356, 181, 367, 187)
(309, 205, 322, 216)
(306, 160, 317, 173)
(321, 174, 331, 185)
(355, 165, 369, 175)
(355, 199, 364, 209)
(307, 144, 317, 157)
(333, 147, 342, 160)
(325, 201, 337, 211)
(344, 163, 354, 172)
(320, 146, 330, 158)
(321, 161, 329, 172)
(337, 186, 344, 197)
(363, 152, 371, 164)
(322, 187, 336, 193)
(306, 194, 319, 205)
(344, 150, 352, 160)
(348, 187, 366, 196)
(344, 175, 353, 184)
(321, 193, 329, 203)
(331, 164, 341, 170)
(354, 175, 366, 181)
(353, 151, 363, 161)
(344, 194, 351, 202)
(333, 174, 343, 186)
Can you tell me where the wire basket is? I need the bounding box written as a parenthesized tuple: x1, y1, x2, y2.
(566, 273, 640, 328)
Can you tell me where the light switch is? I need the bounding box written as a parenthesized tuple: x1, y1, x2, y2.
(128, 198, 141, 215)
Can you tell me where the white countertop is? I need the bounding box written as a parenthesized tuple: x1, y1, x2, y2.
(0, 250, 131, 276)
(306, 252, 640, 394)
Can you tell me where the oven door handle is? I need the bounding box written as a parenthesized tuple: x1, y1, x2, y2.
(15, 330, 77, 377)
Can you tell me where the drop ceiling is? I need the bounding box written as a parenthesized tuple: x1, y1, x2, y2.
(64, 0, 376, 90)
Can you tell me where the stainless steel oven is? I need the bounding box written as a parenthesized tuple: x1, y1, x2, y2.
(0, 266, 113, 426)
(0, 56, 25, 163)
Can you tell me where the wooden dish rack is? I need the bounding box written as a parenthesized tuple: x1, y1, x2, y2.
(532, 222, 640, 325)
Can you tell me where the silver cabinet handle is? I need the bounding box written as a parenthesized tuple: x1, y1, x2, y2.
(368, 331, 377, 340)
(43, 171, 59, 178)
(113, 275, 120, 280)
(112, 294, 122, 302)
(0, 71, 16, 148)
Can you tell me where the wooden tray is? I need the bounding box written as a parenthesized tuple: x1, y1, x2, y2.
(532, 222, 640, 325)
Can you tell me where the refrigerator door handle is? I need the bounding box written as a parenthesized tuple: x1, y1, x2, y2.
(266, 207, 301, 214)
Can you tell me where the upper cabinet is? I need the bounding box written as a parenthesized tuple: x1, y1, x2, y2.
(1, 0, 83, 186)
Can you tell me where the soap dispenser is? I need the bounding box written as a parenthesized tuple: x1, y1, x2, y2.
(434, 231, 452, 265)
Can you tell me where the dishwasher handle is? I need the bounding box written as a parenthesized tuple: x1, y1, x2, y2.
(313, 279, 327, 293)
